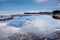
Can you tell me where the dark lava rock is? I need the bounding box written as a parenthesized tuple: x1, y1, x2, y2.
(52, 16, 60, 19)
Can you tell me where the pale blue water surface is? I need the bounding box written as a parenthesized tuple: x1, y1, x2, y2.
(0, 15, 60, 39)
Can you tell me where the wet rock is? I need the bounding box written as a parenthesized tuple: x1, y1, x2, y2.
(0, 15, 13, 21)
(6, 33, 56, 40)
(52, 10, 60, 19)
(52, 15, 60, 19)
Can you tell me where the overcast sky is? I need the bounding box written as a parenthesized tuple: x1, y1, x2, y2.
(0, 0, 60, 12)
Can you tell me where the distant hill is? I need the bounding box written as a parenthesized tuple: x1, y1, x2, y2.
(24, 12, 51, 15)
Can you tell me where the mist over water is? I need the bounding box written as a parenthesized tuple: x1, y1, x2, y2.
(0, 15, 60, 39)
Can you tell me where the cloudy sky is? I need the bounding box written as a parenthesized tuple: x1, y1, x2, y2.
(0, 0, 60, 12)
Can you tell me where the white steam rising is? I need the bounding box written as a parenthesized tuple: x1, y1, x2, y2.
(0, 22, 22, 40)
(22, 15, 60, 38)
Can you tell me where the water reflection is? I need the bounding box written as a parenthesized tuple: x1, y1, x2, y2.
(7, 15, 41, 27)
(7, 15, 60, 28)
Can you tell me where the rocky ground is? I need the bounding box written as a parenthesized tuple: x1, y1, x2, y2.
(1, 32, 60, 40)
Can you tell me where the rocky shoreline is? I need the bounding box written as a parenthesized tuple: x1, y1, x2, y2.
(0, 10, 60, 21)
(52, 10, 60, 19)
(1, 32, 60, 40)
(0, 15, 13, 21)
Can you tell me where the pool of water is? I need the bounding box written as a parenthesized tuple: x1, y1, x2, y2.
(7, 15, 60, 28)
(0, 14, 60, 39)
